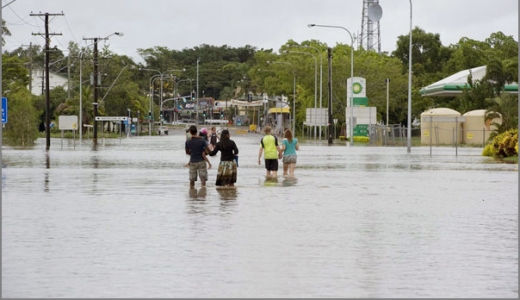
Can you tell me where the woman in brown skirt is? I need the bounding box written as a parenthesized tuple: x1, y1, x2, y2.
(209, 129, 239, 187)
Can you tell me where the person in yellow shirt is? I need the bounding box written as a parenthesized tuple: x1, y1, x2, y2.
(258, 126, 281, 178)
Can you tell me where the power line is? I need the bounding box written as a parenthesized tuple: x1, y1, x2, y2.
(63, 15, 78, 45)
(7, 6, 40, 28)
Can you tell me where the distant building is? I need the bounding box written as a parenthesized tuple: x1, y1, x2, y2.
(29, 68, 68, 96)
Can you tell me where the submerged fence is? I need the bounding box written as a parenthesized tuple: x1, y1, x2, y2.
(368, 123, 493, 156)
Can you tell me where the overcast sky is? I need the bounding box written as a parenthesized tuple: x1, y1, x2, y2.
(3, 0, 518, 63)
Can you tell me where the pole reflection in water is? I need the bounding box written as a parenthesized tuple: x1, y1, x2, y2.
(44, 152, 50, 192)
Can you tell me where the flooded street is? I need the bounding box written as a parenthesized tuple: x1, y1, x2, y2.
(2, 128, 517, 298)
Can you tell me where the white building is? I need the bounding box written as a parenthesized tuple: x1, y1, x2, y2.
(29, 68, 68, 96)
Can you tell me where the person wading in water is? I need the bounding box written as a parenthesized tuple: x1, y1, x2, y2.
(185, 125, 211, 188)
(258, 126, 280, 178)
(209, 129, 238, 188)
(280, 128, 299, 176)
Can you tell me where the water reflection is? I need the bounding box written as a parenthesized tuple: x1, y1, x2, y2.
(216, 187, 237, 200)
(187, 187, 208, 215)
(91, 155, 100, 169)
(263, 176, 279, 187)
(45, 152, 50, 169)
(44, 172, 50, 192)
(188, 187, 207, 200)
(281, 176, 298, 187)
(44, 152, 50, 192)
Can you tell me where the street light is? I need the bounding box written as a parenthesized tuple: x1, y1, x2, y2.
(407, 0, 413, 153)
(127, 108, 131, 138)
(171, 78, 193, 123)
(140, 68, 184, 133)
(196, 58, 200, 125)
(282, 49, 318, 141)
(308, 23, 355, 146)
(299, 45, 324, 140)
(141, 70, 161, 136)
(267, 60, 296, 134)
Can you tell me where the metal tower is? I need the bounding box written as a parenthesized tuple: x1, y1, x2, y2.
(360, 0, 381, 53)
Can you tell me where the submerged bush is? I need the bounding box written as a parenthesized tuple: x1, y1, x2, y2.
(482, 129, 518, 158)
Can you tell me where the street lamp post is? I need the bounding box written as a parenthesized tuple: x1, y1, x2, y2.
(386, 78, 390, 126)
(173, 78, 193, 123)
(127, 108, 131, 138)
(196, 58, 200, 125)
(407, 0, 413, 153)
(141, 68, 183, 133)
(145, 72, 161, 135)
(268, 61, 296, 134)
(283, 50, 318, 140)
(303, 45, 324, 140)
(141, 68, 184, 126)
(308, 24, 354, 146)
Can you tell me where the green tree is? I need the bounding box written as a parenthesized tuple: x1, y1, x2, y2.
(393, 27, 452, 75)
(4, 86, 39, 146)
(2, 19, 11, 45)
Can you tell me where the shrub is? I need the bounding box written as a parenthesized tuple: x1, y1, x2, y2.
(483, 129, 518, 158)
(482, 143, 494, 157)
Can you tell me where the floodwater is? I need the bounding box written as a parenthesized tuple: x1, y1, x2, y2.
(2, 128, 518, 298)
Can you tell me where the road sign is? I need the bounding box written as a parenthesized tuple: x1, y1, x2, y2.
(2, 97, 7, 124)
(58, 115, 78, 130)
(305, 108, 328, 126)
(347, 77, 366, 98)
(95, 116, 128, 122)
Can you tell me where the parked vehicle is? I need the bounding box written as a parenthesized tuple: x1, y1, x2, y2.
(157, 126, 169, 135)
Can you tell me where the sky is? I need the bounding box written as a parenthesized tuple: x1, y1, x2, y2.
(2, 0, 518, 63)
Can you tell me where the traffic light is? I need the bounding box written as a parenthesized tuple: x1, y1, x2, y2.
(191, 91, 196, 100)
(247, 93, 252, 102)
(148, 111, 152, 120)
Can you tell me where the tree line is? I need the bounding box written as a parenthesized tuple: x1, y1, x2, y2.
(2, 25, 518, 146)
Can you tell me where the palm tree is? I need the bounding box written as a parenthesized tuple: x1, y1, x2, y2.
(485, 94, 518, 138)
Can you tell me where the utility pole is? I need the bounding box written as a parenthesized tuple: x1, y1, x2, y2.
(83, 36, 108, 147)
(67, 54, 71, 99)
(31, 12, 64, 151)
(196, 57, 200, 125)
(327, 48, 333, 145)
(386, 78, 390, 126)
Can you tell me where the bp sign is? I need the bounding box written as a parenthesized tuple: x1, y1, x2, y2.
(347, 77, 366, 98)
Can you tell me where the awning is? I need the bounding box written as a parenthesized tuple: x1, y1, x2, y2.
(268, 107, 290, 114)
(420, 65, 518, 97)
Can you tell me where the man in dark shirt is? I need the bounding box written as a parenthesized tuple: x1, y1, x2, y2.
(185, 125, 210, 188)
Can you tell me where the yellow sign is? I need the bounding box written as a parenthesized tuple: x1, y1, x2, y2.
(423, 130, 429, 137)
(466, 132, 473, 139)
